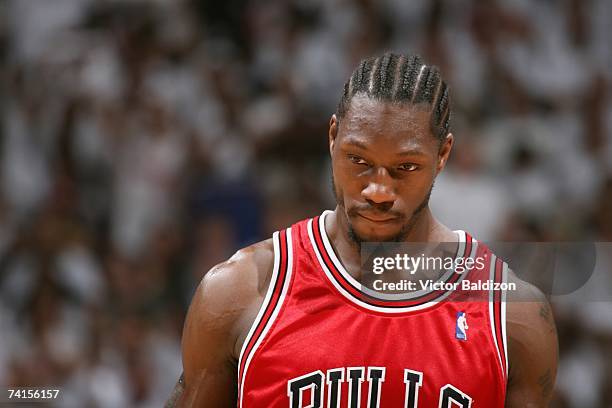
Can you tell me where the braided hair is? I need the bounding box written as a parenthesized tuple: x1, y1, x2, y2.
(336, 52, 451, 141)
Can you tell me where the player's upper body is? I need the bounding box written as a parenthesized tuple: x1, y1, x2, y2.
(168, 53, 558, 407)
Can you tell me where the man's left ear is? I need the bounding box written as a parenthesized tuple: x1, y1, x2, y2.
(436, 133, 454, 174)
(328, 114, 339, 155)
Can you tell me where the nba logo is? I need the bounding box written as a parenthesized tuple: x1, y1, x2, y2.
(455, 311, 468, 341)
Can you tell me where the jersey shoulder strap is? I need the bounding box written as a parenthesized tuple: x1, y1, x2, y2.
(237, 227, 295, 407)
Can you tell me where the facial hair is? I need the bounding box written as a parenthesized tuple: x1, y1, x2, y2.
(332, 173, 434, 244)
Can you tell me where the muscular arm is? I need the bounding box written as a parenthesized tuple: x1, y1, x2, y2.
(166, 240, 274, 407)
(505, 275, 559, 407)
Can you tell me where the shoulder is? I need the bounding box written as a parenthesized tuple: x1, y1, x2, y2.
(504, 269, 558, 405)
(178, 238, 277, 405)
(196, 238, 275, 309)
(505, 269, 557, 338)
(183, 237, 276, 362)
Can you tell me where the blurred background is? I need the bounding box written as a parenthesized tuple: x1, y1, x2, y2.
(0, 0, 611, 406)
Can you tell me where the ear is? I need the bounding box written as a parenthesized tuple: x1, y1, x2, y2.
(328, 114, 339, 156)
(436, 133, 454, 174)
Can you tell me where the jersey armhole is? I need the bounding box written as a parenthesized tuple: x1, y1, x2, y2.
(488, 254, 509, 386)
(237, 228, 294, 407)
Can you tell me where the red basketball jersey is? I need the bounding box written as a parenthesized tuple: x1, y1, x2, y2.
(238, 211, 508, 407)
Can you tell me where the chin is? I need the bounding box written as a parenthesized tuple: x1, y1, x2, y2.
(348, 219, 406, 243)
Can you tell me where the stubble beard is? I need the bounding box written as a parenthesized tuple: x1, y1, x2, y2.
(331, 174, 433, 245)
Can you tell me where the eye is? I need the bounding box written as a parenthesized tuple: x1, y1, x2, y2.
(398, 163, 418, 172)
(348, 155, 369, 166)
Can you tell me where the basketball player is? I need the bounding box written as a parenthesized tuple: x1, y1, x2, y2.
(166, 52, 558, 407)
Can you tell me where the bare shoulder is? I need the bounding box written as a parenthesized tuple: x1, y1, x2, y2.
(182, 237, 275, 369)
(504, 269, 559, 407)
(191, 237, 275, 323)
(505, 269, 557, 336)
(177, 238, 276, 407)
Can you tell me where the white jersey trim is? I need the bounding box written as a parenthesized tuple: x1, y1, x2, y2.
(501, 261, 509, 378)
(238, 228, 294, 407)
(308, 218, 478, 313)
(488, 254, 506, 382)
(318, 210, 466, 301)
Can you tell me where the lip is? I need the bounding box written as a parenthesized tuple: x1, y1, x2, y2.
(357, 212, 400, 223)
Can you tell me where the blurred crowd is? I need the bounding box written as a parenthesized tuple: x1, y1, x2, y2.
(0, 0, 611, 406)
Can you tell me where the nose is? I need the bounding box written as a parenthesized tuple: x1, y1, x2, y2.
(361, 167, 396, 208)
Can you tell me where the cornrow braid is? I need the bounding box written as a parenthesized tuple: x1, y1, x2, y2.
(336, 52, 451, 141)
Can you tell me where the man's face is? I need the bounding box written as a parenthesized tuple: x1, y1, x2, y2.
(329, 94, 453, 243)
